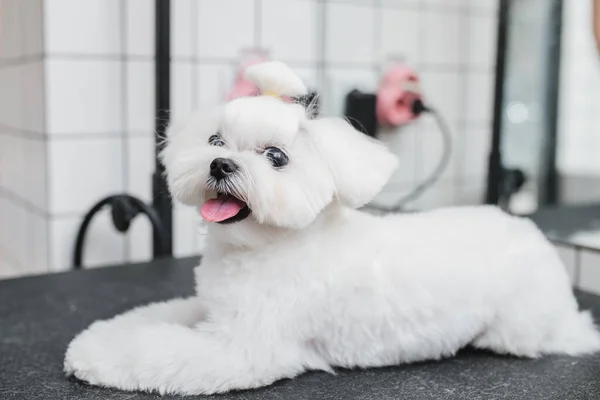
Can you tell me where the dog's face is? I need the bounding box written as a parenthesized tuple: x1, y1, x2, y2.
(161, 95, 398, 237)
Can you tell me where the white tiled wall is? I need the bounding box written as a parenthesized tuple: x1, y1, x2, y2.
(0, 0, 498, 278)
(0, 0, 46, 279)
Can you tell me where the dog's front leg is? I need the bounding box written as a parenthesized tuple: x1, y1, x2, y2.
(65, 299, 307, 395)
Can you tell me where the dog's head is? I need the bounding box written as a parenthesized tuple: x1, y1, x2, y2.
(161, 62, 398, 242)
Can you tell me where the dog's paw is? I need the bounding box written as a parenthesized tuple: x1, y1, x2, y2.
(64, 321, 139, 391)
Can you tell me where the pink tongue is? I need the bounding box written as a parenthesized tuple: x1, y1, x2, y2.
(200, 196, 245, 222)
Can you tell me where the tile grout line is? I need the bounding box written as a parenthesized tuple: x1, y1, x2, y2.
(120, 0, 131, 262)
(41, 0, 53, 273)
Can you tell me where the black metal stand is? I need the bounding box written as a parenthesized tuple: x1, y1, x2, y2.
(539, 0, 563, 206)
(152, 0, 173, 257)
(73, 0, 172, 268)
(72, 195, 168, 268)
(485, 0, 509, 206)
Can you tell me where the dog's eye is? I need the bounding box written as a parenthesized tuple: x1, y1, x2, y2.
(264, 147, 289, 168)
(208, 134, 225, 147)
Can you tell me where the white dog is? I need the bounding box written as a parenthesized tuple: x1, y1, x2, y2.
(64, 62, 600, 395)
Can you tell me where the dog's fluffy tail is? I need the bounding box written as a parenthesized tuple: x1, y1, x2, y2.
(544, 309, 600, 356)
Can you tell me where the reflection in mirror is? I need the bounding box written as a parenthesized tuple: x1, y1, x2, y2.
(495, 0, 600, 249)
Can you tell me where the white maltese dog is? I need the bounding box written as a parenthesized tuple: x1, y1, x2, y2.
(65, 62, 600, 395)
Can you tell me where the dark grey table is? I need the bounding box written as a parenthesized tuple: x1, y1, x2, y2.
(2, 257, 600, 400)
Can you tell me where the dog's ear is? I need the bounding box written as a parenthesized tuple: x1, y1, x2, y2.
(307, 118, 398, 208)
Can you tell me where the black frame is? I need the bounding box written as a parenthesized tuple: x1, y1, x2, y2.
(484, 0, 509, 205)
(152, 0, 173, 257)
(539, 0, 563, 205)
(485, 0, 564, 208)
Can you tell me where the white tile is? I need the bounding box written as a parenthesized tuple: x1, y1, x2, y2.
(21, 0, 44, 56)
(0, 69, 8, 125)
(377, 122, 420, 185)
(126, 0, 155, 56)
(465, 72, 494, 125)
(412, 180, 456, 210)
(378, 7, 420, 65)
(21, 61, 46, 133)
(468, 15, 497, 68)
(0, 196, 7, 252)
(126, 61, 154, 132)
(380, 0, 419, 6)
(2, 135, 24, 198)
(45, 60, 122, 134)
(49, 211, 126, 271)
(420, 71, 463, 124)
(126, 216, 152, 263)
(0, 0, 22, 60)
(31, 212, 49, 274)
(418, 117, 459, 181)
(0, 199, 17, 262)
(172, 0, 194, 57)
(171, 62, 194, 123)
(325, 3, 375, 64)
(0, 196, 10, 261)
(579, 250, 600, 295)
(454, 181, 485, 206)
(0, 134, 8, 190)
(261, 0, 318, 63)
(0, 258, 24, 280)
(44, 0, 121, 55)
(196, 63, 235, 108)
(424, 0, 468, 9)
(127, 136, 154, 202)
(291, 66, 319, 92)
(22, 138, 47, 211)
(554, 244, 577, 285)
(0, 66, 23, 129)
(557, 134, 600, 177)
(468, 0, 498, 14)
(10, 202, 29, 267)
(47, 138, 124, 215)
(173, 204, 200, 258)
(329, 0, 375, 4)
(460, 127, 492, 179)
(421, 10, 464, 66)
(370, 182, 418, 210)
(196, 0, 255, 58)
(323, 68, 378, 116)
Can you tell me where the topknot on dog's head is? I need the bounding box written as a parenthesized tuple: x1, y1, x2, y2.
(245, 61, 308, 98)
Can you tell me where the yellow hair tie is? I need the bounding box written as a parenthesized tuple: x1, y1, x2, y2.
(263, 91, 280, 98)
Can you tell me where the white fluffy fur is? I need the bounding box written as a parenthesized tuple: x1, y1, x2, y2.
(65, 63, 600, 396)
(246, 60, 308, 97)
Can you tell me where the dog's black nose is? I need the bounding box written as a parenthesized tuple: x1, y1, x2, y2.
(210, 157, 237, 180)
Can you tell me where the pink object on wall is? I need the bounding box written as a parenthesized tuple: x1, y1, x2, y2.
(376, 63, 423, 127)
(227, 57, 267, 101)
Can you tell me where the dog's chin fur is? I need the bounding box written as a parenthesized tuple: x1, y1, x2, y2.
(64, 69, 600, 396)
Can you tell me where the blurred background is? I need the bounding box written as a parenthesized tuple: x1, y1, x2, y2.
(0, 0, 598, 290)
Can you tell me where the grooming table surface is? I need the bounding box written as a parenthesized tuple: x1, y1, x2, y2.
(2, 257, 600, 400)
